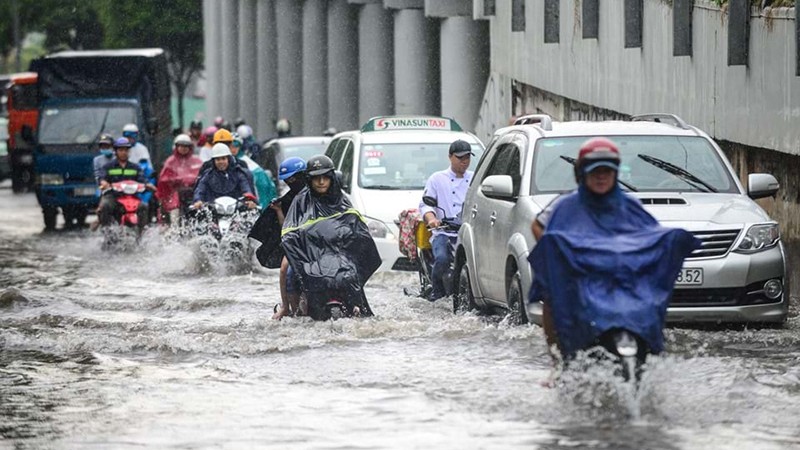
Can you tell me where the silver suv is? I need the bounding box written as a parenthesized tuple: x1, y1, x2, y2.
(454, 114, 787, 326)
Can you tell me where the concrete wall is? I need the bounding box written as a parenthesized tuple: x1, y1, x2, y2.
(486, 0, 799, 156)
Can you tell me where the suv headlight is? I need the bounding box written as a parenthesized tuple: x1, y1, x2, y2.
(365, 216, 394, 239)
(38, 173, 64, 185)
(736, 223, 780, 253)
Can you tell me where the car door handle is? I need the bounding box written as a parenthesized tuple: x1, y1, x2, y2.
(490, 212, 497, 225)
(470, 205, 478, 218)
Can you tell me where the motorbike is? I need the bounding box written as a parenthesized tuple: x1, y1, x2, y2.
(100, 181, 146, 249)
(276, 288, 372, 321)
(588, 328, 649, 383)
(188, 194, 259, 266)
(402, 196, 461, 300)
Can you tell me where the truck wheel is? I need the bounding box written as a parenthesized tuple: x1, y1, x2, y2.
(43, 207, 58, 231)
(506, 271, 529, 325)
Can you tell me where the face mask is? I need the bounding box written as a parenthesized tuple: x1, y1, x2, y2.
(100, 149, 113, 157)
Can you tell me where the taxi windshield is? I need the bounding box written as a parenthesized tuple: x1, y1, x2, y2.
(359, 142, 483, 190)
(531, 135, 738, 194)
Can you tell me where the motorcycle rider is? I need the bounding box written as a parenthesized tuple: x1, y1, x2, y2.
(247, 157, 308, 320)
(98, 138, 155, 228)
(199, 126, 219, 161)
(529, 137, 699, 362)
(189, 120, 203, 148)
(192, 143, 257, 210)
(92, 134, 115, 184)
(418, 139, 475, 302)
(157, 134, 204, 225)
(122, 123, 151, 166)
(198, 129, 256, 194)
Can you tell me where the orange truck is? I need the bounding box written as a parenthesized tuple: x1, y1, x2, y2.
(5, 72, 38, 193)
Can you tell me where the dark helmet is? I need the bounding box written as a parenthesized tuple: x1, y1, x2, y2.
(575, 137, 620, 180)
(98, 134, 114, 146)
(306, 155, 335, 177)
(279, 156, 307, 181)
(234, 117, 246, 128)
(190, 120, 203, 130)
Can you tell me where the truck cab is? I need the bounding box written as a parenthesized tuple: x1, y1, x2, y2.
(5, 72, 38, 193)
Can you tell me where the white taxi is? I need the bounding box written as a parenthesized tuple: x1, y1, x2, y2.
(325, 116, 484, 271)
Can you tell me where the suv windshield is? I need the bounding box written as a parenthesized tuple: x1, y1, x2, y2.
(532, 135, 738, 194)
(359, 142, 483, 190)
(38, 104, 137, 145)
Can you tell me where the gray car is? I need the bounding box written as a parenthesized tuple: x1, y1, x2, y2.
(454, 114, 787, 326)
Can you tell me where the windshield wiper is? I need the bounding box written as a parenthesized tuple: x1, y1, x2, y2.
(637, 154, 717, 193)
(559, 155, 638, 192)
(92, 108, 112, 144)
(364, 185, 404, 190)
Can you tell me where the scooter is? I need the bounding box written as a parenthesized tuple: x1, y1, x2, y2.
(100, 181, 146, 249)
(273, 284, 372, 321)
(189, 194, 259, 265)
(402, 196, 461, 300)
(592, 328, 649, 383)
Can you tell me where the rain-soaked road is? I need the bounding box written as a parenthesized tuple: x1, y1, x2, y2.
(1, 182, 800, 449)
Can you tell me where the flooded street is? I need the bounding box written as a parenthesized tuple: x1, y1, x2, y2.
(2, 183, 800, 449)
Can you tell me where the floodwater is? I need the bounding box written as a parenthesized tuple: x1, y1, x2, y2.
(1, 183, 799, 449)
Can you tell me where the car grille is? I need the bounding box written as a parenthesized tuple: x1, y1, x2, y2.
(391, 257, 419, 271)
(670, 280, 782, 307)
(687, 229, 741, 259)
(640, 198, 687, 205)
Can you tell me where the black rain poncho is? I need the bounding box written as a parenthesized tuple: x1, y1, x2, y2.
(281, 175, 381, 313)
(248, 188, 301, 269)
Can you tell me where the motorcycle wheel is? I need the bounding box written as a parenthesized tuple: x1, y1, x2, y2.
(506, 271, 528, 325)
(329, 305, 345, 321)
(453, 260, 477, 313)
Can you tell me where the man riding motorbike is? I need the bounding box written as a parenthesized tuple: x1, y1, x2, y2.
(192, 143, 257, 210)
(157, 134, 204, 225)
(98, 138, 156, 230)
(280, 155, 381, 320)
(247, 157, 308, 320)
(419, 139, 474, 302)
(528, 137, 700, 370)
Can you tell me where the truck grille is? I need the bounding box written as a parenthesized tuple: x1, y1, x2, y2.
(687, 229, 741, 259)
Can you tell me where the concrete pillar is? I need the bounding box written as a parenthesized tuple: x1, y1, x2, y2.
(275, 0, 303, 135)
(302, 0, 328, 136)
(440, 16, 489, 131)
(256, 0, 278, 138)
(203, 0, 222, 124)
(220, 0, 240, 122)
(238, 0, 258, 128)
(327, 0, 359, 132)
(393, 8, 439, 115)
(358, 2, 394, 123)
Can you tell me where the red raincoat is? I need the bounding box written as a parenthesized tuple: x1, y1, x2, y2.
(156, 149, 203, 212)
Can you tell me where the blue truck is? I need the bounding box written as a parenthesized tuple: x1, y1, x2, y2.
(28, 49, 172, 230)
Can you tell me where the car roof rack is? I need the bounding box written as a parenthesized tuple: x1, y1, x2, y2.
(513, 114, 553, 131)
(630, 113, 691, 130)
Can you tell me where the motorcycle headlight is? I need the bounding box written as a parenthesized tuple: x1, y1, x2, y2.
(225, 204, 236, 215)
(365, 216, 394, 240)
(38, 173, 64, 185)
(214, 203, 227, 215)
(736, 223, 780, 253)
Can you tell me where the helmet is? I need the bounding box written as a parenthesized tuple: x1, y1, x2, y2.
(322, 127, 337, 137)
(275, 118, 291, 134)
(113, 137, 133, 148)
(236, 124, 252, 139)
(204, 126, 218, 139)
(220, 121, 232, 131)
(214, 116, 224, 127)
(210, 143, 232, 159)
(306, 155, 335, 177)
(279, 157, 306, 180)
(575, 137, 620, 179)
(173, 134, 193, 147)
(122, 123, 139, 133)
(190, 120, 203, 130)
(234, 117, 246, 128)
(98, 134, 114, 146)
(213, 128, 233, 144)
(232, 133, 244, 148)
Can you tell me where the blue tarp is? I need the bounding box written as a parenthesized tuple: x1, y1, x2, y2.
(528, 185, 700, 358)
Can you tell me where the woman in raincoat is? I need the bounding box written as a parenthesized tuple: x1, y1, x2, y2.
(157, 134, 204, 225)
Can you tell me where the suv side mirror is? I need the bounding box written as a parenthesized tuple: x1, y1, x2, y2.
(480, 175, 514, 199)
(21, 124, 34, 144)
(748, 173, 779, 199)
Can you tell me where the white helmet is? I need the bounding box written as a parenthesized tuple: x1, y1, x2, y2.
(123, 123, 139, 133)
(173, 134, 192, 147)
(210, 143, 232, 158)
(236, 124, 252, 139)
(275, 118, 290, 133)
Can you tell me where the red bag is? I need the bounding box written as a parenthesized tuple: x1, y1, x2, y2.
(398, 208, 422, 261)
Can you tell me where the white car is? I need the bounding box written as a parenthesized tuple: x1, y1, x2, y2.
(325, 116, 484, 271)
(455, 114, 787, 325)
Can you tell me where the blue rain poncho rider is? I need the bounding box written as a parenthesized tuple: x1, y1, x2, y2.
(528, 137, 700, 358)
(280, 155, 381, 316)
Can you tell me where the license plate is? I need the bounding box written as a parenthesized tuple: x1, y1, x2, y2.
(676, 268, 703, 285)
(74, 187, 98, 197)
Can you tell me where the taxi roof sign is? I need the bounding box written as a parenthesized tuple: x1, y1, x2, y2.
(361, 116, 463, 132)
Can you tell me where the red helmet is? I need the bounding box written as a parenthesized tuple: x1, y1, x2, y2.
(575, 137, 620, 179)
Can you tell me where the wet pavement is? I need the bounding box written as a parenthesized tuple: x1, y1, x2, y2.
(1, 182, 799, 449)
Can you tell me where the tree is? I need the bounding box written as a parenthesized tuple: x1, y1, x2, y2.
(100, 0, 203, 129)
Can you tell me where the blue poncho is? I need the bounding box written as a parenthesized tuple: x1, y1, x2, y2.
(528, 184, 700, 358)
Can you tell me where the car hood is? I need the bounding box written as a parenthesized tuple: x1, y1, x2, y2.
(350, 188, 423, 225)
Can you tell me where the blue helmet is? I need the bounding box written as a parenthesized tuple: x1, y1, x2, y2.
(279, 157, 306, 181)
